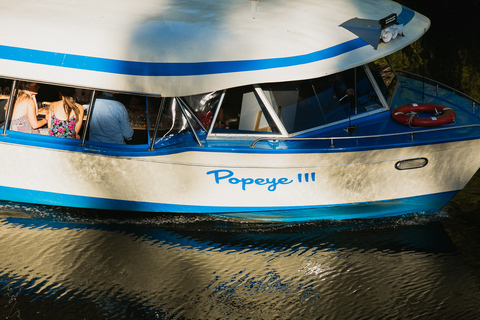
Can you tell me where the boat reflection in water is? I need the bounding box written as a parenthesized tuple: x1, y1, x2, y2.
(1, 203, 479, 319)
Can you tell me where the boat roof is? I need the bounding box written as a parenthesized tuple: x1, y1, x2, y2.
(0, 0, 429, 97)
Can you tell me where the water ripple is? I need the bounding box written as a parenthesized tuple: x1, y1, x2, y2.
(0, 202, 479, 319)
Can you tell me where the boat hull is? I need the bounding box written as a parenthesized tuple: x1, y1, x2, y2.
(0, 137, 478, 222)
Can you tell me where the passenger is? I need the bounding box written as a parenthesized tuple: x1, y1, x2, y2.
(47, 87, 84, 139)
(10, 82, 48, 134)
(88, 92, 133, 144)
(74, 88, 91, 105)
(326, 73, 355, 104)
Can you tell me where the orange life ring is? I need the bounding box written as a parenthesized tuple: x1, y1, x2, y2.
(391, 103, 455, 127)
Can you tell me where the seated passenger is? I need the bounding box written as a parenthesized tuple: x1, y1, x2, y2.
(10, 82, 48, 134)
(321, 73, 354, 106)
(74, 88, 91, 105)
(47, 87, 84, 139)
(88, 92, 133, 144)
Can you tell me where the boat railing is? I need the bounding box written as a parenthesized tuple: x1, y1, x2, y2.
(395, 70, 480, 110)
(249, 124, 480, 148)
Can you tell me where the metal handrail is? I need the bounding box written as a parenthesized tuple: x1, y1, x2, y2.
(80, 90, 96, 146)
(250, 71, 480, 148)
(2, 79, 17, 135)
(176, 97, 204, 147)
(250, 124, 480, 148)
(176, 97, 207, 133)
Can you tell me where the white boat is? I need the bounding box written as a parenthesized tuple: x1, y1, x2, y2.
(0, 0, 479, 222)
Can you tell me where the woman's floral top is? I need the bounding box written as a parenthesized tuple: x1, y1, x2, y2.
(49, 110, 77, 139)
(10, 114, 39, 134)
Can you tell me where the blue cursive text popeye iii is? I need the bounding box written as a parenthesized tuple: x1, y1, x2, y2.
(207, 169, 293, 191)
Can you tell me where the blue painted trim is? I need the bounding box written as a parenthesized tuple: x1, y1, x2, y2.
(396, 6, 415, 25)
(221, 193, 455, 222)
(2, 123, 480, 159)
(0, 39, 368, 77)
(0, 7, 414, 77)
(0, 184, 456, 222)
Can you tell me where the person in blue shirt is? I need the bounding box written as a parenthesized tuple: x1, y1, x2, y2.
(88, 92, 133, 144)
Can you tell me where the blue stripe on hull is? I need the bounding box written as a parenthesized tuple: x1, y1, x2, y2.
(0, 185, 457, 222)
(219, 194, 457, 222)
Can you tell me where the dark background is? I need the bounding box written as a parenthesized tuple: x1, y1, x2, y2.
(394, 1, 480, 278)
(396, 1, 480, 100)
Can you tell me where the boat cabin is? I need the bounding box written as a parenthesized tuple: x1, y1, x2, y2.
(0, 60, 396, 150)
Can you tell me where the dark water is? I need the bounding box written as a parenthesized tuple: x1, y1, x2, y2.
(1, 180, 480, 320)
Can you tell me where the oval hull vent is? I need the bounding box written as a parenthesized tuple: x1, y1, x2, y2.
(395, 158, 428, 170)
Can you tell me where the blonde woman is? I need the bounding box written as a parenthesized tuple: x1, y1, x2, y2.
(10, 82, 47, 133)
(47, 87, 84, 139)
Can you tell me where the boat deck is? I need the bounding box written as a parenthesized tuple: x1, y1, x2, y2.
(243, 75, 480, 152)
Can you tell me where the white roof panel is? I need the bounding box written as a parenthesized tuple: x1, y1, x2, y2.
(0, 0, 430, 96)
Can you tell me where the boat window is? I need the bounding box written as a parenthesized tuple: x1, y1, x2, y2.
(5, 81, 86, 137)
(146, 96, 161, 137)
(258, 68, 387, 134)
(151, 97, 194, 147)
(180, 91, 221, 130)
(85, 93, 153, 145)
(369, 58, 398, 105)
(0, 78, 14, 127)
(82, 93, 161, 146)
(211, 85, 280, 134)
(4, 82, 154, 145)
(157, 98, 189, 138)
(2, 82, 219, 147)
(124, 94, 151, 145)
(152, 92, 220, 145)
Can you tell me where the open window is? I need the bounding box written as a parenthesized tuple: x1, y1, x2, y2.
(0, 78, 13, 127)
(211, 85, 280, 135)
(85, 93, 159, 146)
(1, 79, 157, 146)
(4, 81, 81, 136)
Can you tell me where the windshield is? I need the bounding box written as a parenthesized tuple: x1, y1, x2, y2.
(260, 65, 391, 134)
(208, 64, 394, 137)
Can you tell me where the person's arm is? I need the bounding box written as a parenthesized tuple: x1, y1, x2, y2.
(46, 104, 53, 129)
(27, 99, 47, 129)
(74, 103, 84, 139)
(119, 106, 134, 140)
